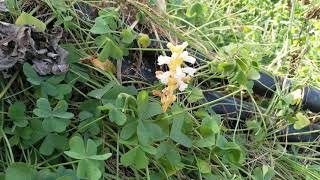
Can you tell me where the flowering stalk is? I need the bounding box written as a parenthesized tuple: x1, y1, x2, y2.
(153, 42, 196, 112)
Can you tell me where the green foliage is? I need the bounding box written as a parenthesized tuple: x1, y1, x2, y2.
(294, 112, 310, 130)
(253, 165, 275, 180)
(23, 63, 44, 85)
(187, 87, 204, 103)
(15, 12, 46, 31)
(137, 33, 150, 48)
(121, 147, 149, 169)
(5, 163, 37, 180)
(64, 136, 111, 180)
(33, 98, 74, 133)
(8, 101, 28, 127)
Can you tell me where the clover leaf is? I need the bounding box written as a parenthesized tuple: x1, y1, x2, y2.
(8, 101, 28, 127)
(120, 147, 149, 169)
(33, 98, 74, 133)
(64, 136, 112, 180)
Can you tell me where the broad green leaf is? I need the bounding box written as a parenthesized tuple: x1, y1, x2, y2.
(156, 141, 181, 165)
(88, 153, 112, 160)
(120, 121, 138, 140)
(15, 12, 46, 32)
(199, 115, 221, 135)
(170, 117, 192, 148)
(98, 40, 123, 61)
(79, 111, 94, 121)
(86, 160, 102, 180)
(53, 100, 74, 119)
(9, 135, 20, 146)
(52, 111, 74, 119)
(25, 119, 47, 145)
(42, 117, 70, 133)
(37, 169, 57, 180)
(248, 69, 261, 80)
(140, 145, 157, 155)
(8, 101, 28, 127)
(135, 148, 149, 169)
(56, 166, 78, 180)
(216, 136, 244, 165)
(87, 82, 115, 99)
(140, 102, 163, 121)
(53, 100, 68, 113)
(137, 90, 149, 118)
(109, 109, 127, 126)
(23, 63, 43, 85)
(187, 87, 204, 103)
(90, 17, 110, 34)
(253, 165, 275, 180)
(194, 135, 215, 148)
(121, 28, 136, 44)
(68, 136, 85, 155)
(294, 112, 310, 130)
(41, 82, 59, 97)
(78, 118, 101, 136)
(137, 121, 150, 145)
(197, 159, 211, 174)
(77, 159, 87, 178)
(121, 148, 136, 166)
(55, 84, 72, 100)
(79, 99, 101, 117)
(86, 139, 97, 156)
(235, 71, 247, 85)
(5, 163, 37, 180)
(77, 159, 101, 180)
(33, 98, 52, 118)
(137, 121, 165, 146)
(120, 147, 148, 169)
(46, 74, 65, 84)
(40, 133, 67, 156)
(64, 151, 85, 160)
(102, 84, 137, 100)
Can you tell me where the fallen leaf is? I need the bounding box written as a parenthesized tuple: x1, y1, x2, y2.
(80, 57, 116, 73)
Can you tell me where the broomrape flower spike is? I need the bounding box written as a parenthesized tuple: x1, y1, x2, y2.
(153, 42, 196, 112)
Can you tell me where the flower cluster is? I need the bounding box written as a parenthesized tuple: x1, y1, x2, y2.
(153, 42, 196, 112)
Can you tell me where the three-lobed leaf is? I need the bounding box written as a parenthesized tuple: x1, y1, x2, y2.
(23, 63, 43, 85)
(294, 112, 310, 130)
(8, 101, 28, 127)
(121, 147, 148, 169)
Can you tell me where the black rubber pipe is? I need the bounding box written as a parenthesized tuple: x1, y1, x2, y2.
(252, 73, 320, 113)
(204, 91, 320, 142)
(203, 91, 253, 119)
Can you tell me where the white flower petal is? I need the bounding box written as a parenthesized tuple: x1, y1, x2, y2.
(185, 56, 196, 64)
(180, 51, 196, 64)
(181, 51, 189, 57)
(175, 67, 186, 79)
(177, 80, 188, 91)
(157, 55, 171, 65)
(156, 71, 171, 84)
(182, 67, 196, 76)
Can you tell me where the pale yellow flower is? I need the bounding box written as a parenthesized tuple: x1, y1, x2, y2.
(154, 42, 196, 112)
